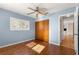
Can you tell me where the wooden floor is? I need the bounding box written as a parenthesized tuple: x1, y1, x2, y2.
(60, 35, 74, 49)
(0, 39, 76, 55)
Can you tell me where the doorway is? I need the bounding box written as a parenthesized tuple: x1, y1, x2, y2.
(59, 14, 74, 49)
(35, 20, 49, 42)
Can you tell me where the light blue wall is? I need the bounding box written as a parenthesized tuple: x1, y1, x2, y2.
(38, 15, 48, 19)
(0, 8, 35, 46)
(49, 7, 76, 44)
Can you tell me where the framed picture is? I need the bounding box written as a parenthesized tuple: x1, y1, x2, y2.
(10, 17, 30, 31)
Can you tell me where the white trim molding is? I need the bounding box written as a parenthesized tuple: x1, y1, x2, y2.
(0, 39, 34, 48)
(74, 6, 78, 55)
(58, 12, 74, 46)
(49, 41, 60, 46)
(58, 12, 78, 55)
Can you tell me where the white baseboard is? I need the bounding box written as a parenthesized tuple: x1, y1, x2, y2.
(49, 41, 59, 46)
(49, 41, 78, 55)
(0, 39, 34, 48)
(75, 50, 78, 55)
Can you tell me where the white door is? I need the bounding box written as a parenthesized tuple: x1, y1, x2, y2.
(63, 20, 74, 36)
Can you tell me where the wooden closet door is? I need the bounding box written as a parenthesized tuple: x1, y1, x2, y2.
(35, 20, 49, 42)
(35, 21, 44, 41)
(43, 20, 49, 42)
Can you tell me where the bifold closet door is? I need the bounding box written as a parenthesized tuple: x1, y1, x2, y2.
(35, 20, 49, 42)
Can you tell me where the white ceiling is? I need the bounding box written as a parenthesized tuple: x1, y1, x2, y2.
(0, 3, 77, 17)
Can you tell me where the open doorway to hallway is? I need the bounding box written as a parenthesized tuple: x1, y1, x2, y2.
(58, 13, 76, 53)
(60, 14, 74, 49)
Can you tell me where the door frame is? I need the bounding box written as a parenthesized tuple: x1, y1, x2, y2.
(58, 12, 78, 50)
(35, 19, 49, 42)
(58, 12, 75, 48)
(58, 11, 78, 54)
(59, 14, 74, 49)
